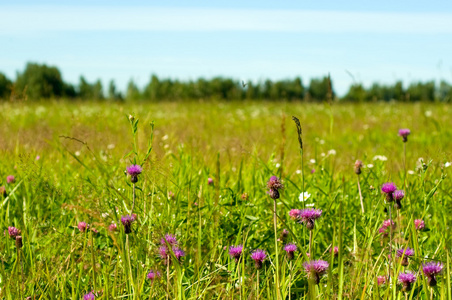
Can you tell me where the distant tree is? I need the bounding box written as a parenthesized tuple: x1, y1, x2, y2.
(344, 83, 366, 102)
(0, 72, 12, 99)
(15, 62, 65, 99)
(108, 80, 123, 101)
(78, 76, 104, 100)
(406, 81, 435, 102)
(438, 81, 452, 102)
(308, 77, 333, 101)
(126, 80, 141, 101)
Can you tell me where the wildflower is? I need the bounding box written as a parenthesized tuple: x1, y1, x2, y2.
(241, 193, 248, 200)
(0, 186, 6, 197)
(414, 219, 425, 230)
(36, 155, 40, 160)
(250, 249, 267, 269)
(284, 243, 297, 260)
(311, 169, 315, 174)
(381, 182, 397, 202)
(78, 222, 89, 233)
(159, 246, 169, 261)
(354, 160, 363, 175)
(298, 208, 322, 230)
(330, 246, 339, 257)
(397, 247, 415, 266)
(15, 236, 23, 249)
(299, 191, 311, 202)
(161, 234, 178, 246)
(377, 275, 387, 286)
(393, 190, 405, 209)
(173, 247, 186, 261)
(373, 155, 388, 161)
(398, 271, 416, 292)
(91, 228, 99, 235)
(108, 223, 117, 232)
(267, 176, 283, 199)
(6, 175, 15, 184)
(8, 226, 21, 239)
(367, 164, 374, 168)
(378, 219, 395, 237)
(422, 261, 444, 287)
(147, 270, 162, 281)
(399, 129, 411, 143)
(168, 191, 175, 199)
(303, 260, 329, 285)
(126, 165, 142, 183)
(328, 149, 336, 156)
(208, 178, 213, 185)
(309, 159, 316, 164)
(229, 245, 243, 262)
(83, 292, 96, 300)
(121, 215, 136, 234)
(445, 162, 451, 168)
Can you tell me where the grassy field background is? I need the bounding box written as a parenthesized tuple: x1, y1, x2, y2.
(1, 101, 452, 299)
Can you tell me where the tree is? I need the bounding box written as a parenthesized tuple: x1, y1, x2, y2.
(15, 62, 65, 99)
(308, 77, 333, 101)
(0, 72, 12, 99)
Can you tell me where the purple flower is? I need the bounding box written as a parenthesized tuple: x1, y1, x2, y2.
(399, 129, 411, 142)
(303, 260, 329, 285)
(173, 247, 186, 261)
(298, 208, 322, 230)
(208, 178, 213, 185)
(393, 190, 405, 201)
(168, 191, 175, 199)
(159, 246, 169, 261)
(229, 245, 243, 262)
(78, 222, 89, 233)
(284, 243, 297, 260)
(161, 234, 178, 246)
(8, 226, 21, 239)
(6, 175, 15, 184)
(126, 165, 142, 183)
(250, 249, 267, 269)
(398, 271, 416, 292)
(83, 292, 96, 300)
(330, 246, 339, 257)
(108, 223, 117, 232)
(147, 270, 162, 281)
(377, 275, 387, 286)
(267, 176, 283, 199)
(121, 215, 136, 234)
(378, 219, 395, 237)
(381, 182, 397, 202)
(289, 209, 301, 220)
(414, 219, 425, 230)
(423, 261, 444, 287)
(397, 247, 415, 266)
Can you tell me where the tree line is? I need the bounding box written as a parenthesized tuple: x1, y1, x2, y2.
(1, 62, 452, 102)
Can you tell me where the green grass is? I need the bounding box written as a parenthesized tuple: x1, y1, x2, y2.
(1, 100, 451, 299)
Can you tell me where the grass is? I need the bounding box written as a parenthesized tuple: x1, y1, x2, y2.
(0, 100, 451, 299)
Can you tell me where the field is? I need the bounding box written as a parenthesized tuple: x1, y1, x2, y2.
(1, 101, 452, 299)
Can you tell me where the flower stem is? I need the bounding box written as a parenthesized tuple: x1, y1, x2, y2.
(256, 269, 260, 300)
(273, 197, 281, 300)
(131, 183, 136, 214)
(357, 176, 364, 214)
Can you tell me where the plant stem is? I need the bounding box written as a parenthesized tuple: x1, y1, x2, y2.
(131, 183, 136, 214)
(288, 261, 292, 300)
(309, 230, 313, 258)
(167, 261, 170, 300)
(256, 269, 260, 300)
(90, 231, 97, 292)
(273, 197, 281, 300)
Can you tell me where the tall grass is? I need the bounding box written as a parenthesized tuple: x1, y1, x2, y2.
(0, 100, 451, 299)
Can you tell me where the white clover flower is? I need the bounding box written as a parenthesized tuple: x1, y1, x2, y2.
(162, 134, 169, 141)
(306, 203, 315, 207)
(328, 149, 337, 156)
(275, 163, 281, 168)
(445, 162, 451, 168)
(296, 170, 301, 174)
(367, 164, 374, 168)
(321, 153, 326, 157)
(309, 159, 316, 164)
(299, 191, 311, 202)
(425, 111, 432, 117)
(408, 170, 415, 175)
(107, 144, 115, 149)
(373, 155, 387, 161)
(75, 151, 81, 157)
(319, 139, 325, 145)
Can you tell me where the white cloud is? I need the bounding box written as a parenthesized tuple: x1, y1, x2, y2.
(1, 6, 452, 34)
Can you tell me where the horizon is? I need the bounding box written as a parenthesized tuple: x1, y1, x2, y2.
(1, 1, 452, 96)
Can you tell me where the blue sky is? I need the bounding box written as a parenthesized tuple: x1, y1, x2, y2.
(1, 1, 452, 95)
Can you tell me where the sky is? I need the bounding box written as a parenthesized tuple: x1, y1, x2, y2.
(1, 0, 452, 95)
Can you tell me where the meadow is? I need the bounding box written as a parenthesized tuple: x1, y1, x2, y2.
(1, 100, 452, 299)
